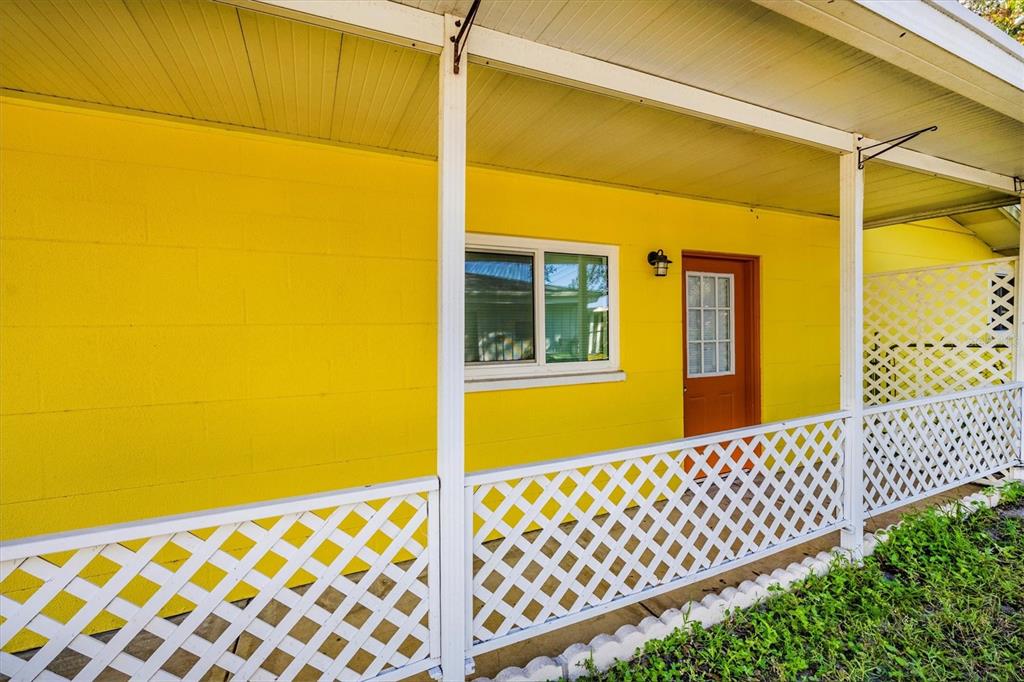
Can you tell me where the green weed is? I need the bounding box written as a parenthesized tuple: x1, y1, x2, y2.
(576, 483, 1024, 682)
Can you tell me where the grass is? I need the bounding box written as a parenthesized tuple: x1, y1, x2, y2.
(578, 483, 1024, 682)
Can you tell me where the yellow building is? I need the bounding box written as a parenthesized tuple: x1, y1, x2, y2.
(0, 97, 1008, 538)
(0, 1, 1021, 680)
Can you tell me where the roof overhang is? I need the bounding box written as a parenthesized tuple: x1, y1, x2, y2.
(2, 0, 1020, 245)
(754, 0, 1024, 123)
(233, 0, 1021, 198)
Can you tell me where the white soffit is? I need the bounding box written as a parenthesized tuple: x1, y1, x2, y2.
(754, 0, 1024, 122)
(0, 0, 1014, 223)
(397, 0, 1024, 178)
(468, 65, 1006, 223)
(0, 0, 439, 156)
(951, 208, 1021, 253)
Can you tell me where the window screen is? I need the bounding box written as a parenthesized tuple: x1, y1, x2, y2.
(465, 251, 535, 362)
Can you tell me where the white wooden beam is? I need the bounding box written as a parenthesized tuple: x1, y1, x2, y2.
(863, 197, 1020, 230)
(864, 141, 1019, 196)
(436, 12, 469, 682)
(224, 0, 443, 52)
(465, 25, 855, 153)
(839, 152, 865, 554)
(240, 1, 1021, 196)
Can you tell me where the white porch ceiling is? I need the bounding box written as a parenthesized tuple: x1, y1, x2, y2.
(467, 66, 1011, 225)
(0, 0, 440, 150)
(397, 0, 1024, 178)
(0, 0, 1017, 238)
(951, 206, 1021, 254)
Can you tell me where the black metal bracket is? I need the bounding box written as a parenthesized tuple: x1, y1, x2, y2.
(1014, 176, 1023, 194)
(857, 126, 938, 169)
(451, 0, 482, 75)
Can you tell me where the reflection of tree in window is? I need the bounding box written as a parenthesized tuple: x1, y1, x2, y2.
(544, 253, 609, 363)
(465, 252, 535, 362)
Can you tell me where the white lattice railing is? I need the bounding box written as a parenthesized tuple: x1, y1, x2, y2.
(864, 258, 1017, 406)
(466, 413, 847, 653)
(863, 384, 1022, 515)
(0, 478, 439, 682)
(3, 394, 1020, 678)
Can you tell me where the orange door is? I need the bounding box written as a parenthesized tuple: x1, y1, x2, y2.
(682, 253, 760, 437)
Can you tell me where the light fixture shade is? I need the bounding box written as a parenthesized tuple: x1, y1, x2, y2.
(647, 249, 672, 277)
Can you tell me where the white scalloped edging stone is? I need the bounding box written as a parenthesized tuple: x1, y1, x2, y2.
(472, 484, 1011, 682)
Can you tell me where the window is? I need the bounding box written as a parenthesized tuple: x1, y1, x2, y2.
(465, 251, 535, 362)
(686, 272, 734, 377)
(465, 234, 619, 387)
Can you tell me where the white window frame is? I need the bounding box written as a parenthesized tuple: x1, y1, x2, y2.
(465, 233, 620, 390)
(685, 271, 736, 379)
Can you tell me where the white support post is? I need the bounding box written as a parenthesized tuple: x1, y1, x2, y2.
(1013, 197, 1024, 480)
(839, 152, 865, 553)
(436, 13, 469, 681)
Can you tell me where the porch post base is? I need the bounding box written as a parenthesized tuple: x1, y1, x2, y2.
(839, 526, 864, 560)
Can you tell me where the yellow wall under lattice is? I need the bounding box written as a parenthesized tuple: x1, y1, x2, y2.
(865, 220, 997, 274)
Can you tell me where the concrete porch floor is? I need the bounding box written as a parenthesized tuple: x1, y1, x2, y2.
(467, 483, 983, 681)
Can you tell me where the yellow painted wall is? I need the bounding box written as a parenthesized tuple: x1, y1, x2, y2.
(1, 99, 438, 539)
(864, 219, 998, 274)
(464, 170, 841, 472)
(2, 98, 845, 539)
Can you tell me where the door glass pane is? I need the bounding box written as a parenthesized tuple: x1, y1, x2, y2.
(717, 310, 730, 340)
(702, 342, 716, 373)
(687, 275, 701, 307)
(718, 341, 731, 372)
(702, 310, 716, 340)
(465, 251, 535, 362)
(717, 277, 730, 307)
(688, 342, 701, 371)
(687, 310, 701, 341)
(544, 253, 609, 363)
(701, 277, 715, 307)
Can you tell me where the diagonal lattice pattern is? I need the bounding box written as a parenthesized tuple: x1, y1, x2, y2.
(468, 416, 846, 646)
(0, 483, 437, 682)
(863, 386, 1021, 514)
(864, 258, 1017, 406)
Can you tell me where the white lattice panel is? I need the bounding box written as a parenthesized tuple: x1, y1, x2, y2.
(468, 416, 846, 646)
(864, 258, 1016, 406)
(0, 480, 438, 682)
(863, 386, 1021, 514)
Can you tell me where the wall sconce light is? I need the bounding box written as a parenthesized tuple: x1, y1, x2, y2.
(647, 249, 672, 277)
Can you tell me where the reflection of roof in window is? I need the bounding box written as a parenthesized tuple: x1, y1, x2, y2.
(466, 253, 609, 306)
(464, 259, 532, 282)
(545, 262, 608, 290)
